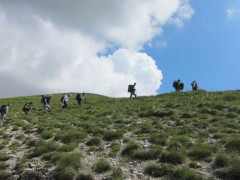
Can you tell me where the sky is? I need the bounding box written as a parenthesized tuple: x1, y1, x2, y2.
(0, 0, 239, 98)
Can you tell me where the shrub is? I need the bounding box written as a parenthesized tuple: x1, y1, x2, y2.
(214, 153, 230, 168)
(0, 153, 9, 161)
(121, 142, 140, 156)
(224, 95, 237, 101)
(225, 136, 240, 152)
(0, 162, 8, 170)
(94, 159, 111, 173)
(86, 137, 101, 146)
(58, 143, 77, 152)
(55, 166, 76, 180)
(57, 153, 81, 170)
(112, 167, 123, 180)
(41, 130, 54, 139)
(103, 130, 122, 141)
(189, 145, 213, 160)
(132, 148, 162, 160)
(149, 133, 167, 146)
(32, 140, 59, 157)
(0, 171, 11, 179)
(159, 151, 185, 164)
(144, 164, 173, 177)
(215, 160, 240, 179)
(76, 173, 94, 180)
(181, 112, 194, 118)
(170, 167, 202, 180)
(55, 129, 87, 144)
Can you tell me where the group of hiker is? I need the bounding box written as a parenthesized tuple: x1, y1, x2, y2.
(173, 80, 199, 91)
(0, 93, 86, 123)
(1, 81, 200, 123)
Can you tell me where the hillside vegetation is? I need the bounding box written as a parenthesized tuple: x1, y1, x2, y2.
(1, 90, 240, 179)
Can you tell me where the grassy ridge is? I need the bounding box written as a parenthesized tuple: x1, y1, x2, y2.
(1, 90, 240, 179)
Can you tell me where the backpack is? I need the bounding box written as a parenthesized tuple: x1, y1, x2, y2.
(1, 105, 7, 113)
(76, 94, 80, 100)
(128, 85, 134, 93)
(22, 103, 28, 111)
(61, 96, 64, 102)
(173, 81, 177, 88)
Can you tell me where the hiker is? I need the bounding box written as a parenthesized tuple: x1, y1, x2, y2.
(43, 95, 53, 110)
(23, 102, 33, 115)
(0, 104, 11, 123)
(173, 79, 184, 91)
(191, 80, 198, 91)
(76, 93, 85, 105)
(61, 94, 68, 108)
(128, 83, 137, 98)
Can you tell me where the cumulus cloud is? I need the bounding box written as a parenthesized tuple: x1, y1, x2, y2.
(227, 7, 236, 18)
(0, 0, 194, 98)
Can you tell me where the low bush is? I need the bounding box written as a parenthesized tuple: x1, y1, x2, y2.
(169, 167, 202, 180)
(132, 148, 162, 160)
(41, 130, 54, 139)
(215, 160, 240, 179)
(0, 171, 11, 179)
(86, 137, 101, 146)
(121, 142, 139, 156)
(76, 173, 94, 180)
(144, 164, 173, 177)
(189, 144, 213, 160)
(149, 133, 167, 145)
(0, 153, 9, 161)
(94, 159, 111, 173)
(225, 136, 240, 152)
(214, 153, 230, 168)
(103, 130, 122, 141)
(159, 151, 185, 164)
(55, 129, 87, 144)
(32, 140, 59, 157)
(112, 167, 123, 180)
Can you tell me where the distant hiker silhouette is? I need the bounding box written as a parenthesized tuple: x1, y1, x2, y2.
(23, 102, 33, 115)
(191, 80, 198, 91)
(0, 104, 11, 123)
(76, 93, 85, 105)
(61, 94, 69, 108)
(173, 79, 184, 91)
(128, 83, 137, 98)
(43, 95, 53, 110)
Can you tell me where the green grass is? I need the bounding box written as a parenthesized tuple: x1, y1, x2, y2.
(1, 90, 240, 179)
(94, 159, 111, 173)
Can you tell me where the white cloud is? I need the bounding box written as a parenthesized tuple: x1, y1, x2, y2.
(227, 7, 236, 18)
(0, 0, 193, 98)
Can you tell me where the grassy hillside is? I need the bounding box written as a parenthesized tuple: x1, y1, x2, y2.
(1, 90, 240, 179)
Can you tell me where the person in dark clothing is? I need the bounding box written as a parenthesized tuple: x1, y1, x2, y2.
(61, 94, 68, 109)
(0, 104, 11, 123)
(23, 102, 33, 115)
(76, 93, 85, 105)
(191, 80, 198, 91)
(128, 83, 137, 99)
(43, 95, 53, 110)
(173, 79, 184, 91)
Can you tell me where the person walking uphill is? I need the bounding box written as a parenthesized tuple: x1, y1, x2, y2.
(191, 80, 198, 91)
(23, 102, 33, 115)
(61, 94, 69, 108)
(43, 95, 53, 110)
(76, 93, 85, 105)
(128, 83, 137, 99)
(0, 104, 11, 123)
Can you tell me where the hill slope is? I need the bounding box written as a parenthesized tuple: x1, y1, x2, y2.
(1, 90, 240, 179)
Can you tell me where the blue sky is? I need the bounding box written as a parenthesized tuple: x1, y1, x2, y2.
(149, 0, 240, 93)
